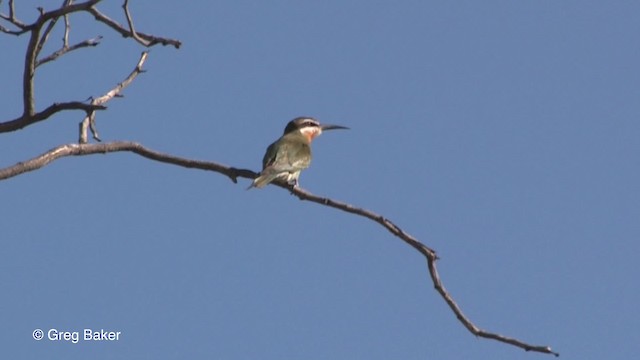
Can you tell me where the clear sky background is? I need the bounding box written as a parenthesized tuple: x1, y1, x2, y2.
(1, 1, 639, 359)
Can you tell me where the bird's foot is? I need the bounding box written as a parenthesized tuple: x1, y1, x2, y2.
(286, 179, 299, 194)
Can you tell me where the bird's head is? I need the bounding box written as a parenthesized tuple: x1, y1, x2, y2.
(283, 117, 349, 142)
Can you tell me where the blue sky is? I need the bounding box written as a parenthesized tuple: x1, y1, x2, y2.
(2, 1, 639, 359)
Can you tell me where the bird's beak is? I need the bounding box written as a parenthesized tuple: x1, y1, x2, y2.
(320, 124, 350, 131)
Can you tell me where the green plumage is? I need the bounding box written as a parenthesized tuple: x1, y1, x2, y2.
(262, 132, 311, 170)
(251, 132, 311, 189)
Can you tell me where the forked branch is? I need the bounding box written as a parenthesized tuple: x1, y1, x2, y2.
(0, 0, 180, 135)
(79, 51, 149, 143)
(88, 5, 181, 48)
(0, 141, 559, 357)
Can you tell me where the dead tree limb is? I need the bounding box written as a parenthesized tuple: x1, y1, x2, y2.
(79, 51, 149, 143)
(88, 5, 181, 48)
(0, 0, 180, 135)
(0, 0, 29, 34)
(0, 141, 559, 357)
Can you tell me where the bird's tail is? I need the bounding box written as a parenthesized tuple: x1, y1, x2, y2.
(246, 170, 281, 190)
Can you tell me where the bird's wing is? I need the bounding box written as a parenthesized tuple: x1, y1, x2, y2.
(262, 138, 310, 173)
(262, 141, 278, 169)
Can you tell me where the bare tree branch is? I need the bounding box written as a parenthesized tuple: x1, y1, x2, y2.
(0, 102, 106, 133)
(0, 0, 29, 33)
(0, 142, 249, 182)
(291, 190, 559, 356)
(0, 0, 178, 134)
(0, 141, 559, 357)
(63, 4, 70, 46)
(88, 6, 181, 48)
(36, 35, 102, 67)
(79, 51, 148, 143)
(19, 0, 103, 118)
(122, 0, 147, 46)
(34, 0, 72, 59)
(0, 22, 22, 34)
(35, 0, 103, 68)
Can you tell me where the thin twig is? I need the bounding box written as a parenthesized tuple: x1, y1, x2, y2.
(0, 23, 23, 34)
(1, 0, 27, 29)
(79, 51, 148, 143)
(36, 35, 102, 67)
(37, 17, 58, 56)
(122, 0, 147, 46)
(35, 0, 100, 68)
(0, 0, 29, 34)
(34, 0, 72, 59)
(88, 6, 181, 48)
(0, 141, 559, 357)
(95, 51, 147, 105)
(63, 2, 70, 47)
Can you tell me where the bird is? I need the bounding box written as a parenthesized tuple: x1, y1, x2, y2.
(248, 117, 349, 189)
